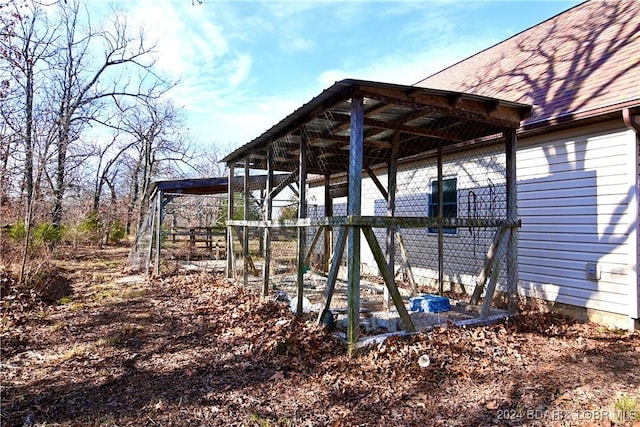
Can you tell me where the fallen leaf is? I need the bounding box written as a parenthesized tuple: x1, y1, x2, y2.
(269, 371, 285, 381)
(486, 400, 499, 410)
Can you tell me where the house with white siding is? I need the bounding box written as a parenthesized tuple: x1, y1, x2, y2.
(413, 0, 640, 328)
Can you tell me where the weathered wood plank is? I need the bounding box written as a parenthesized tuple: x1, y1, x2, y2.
(304, 225, 324, 267)
(362, 226, 416, 333)
(437, 144, 444, 295)
(366, 167, 389, 200)
(296, 131, 308, 315)
(154, 191, 164, 276)
(505, 129, 518, 313)
(347, 96, 364, 356)
(243, 158, 250, 287)
(480, 229, 510, 318)
(269, 168, 298, 200)
(323, 174, 332, 273)
(470, 226, 508, 305)
(263, 149, 273, 297)
(385, 131, 400, 310)
(395, 227, 418, 295)
(226, 164, 235, 279)
(317, 226, 347, 324)
(146, 192, 157, 277)
(227, 217, 522, 229)
(230, 226, 257, 276)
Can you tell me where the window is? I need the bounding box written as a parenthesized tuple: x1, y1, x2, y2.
(428, 177, 457, 234)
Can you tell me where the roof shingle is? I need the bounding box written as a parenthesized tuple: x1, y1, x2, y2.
(415, 0, 640, 128)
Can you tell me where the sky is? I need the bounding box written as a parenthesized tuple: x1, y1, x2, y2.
(93, 0, 582, 155)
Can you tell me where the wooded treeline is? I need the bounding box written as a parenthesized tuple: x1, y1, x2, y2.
(0, 0, 221, 258)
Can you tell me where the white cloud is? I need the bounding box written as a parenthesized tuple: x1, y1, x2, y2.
(229, 53, 252, 87)
(317, 37, 499, 88)
(317, 69, 351, 88)
(188, 93, 304, 150)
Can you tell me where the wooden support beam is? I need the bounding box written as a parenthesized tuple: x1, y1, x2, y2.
(231, 226, 257, 275)
(366, 167, 388, 200)
(226, 164, 235, 279)
(304, 225, 324, 267)
(362, 226, 415, 332)
(323, 174, 332, 273)
(395, 227, 418, 294)
(154, 190, 164, 276)
(288, 183, 300, 198)
(385, 131, 400, 310)
(470, 226, 508, 305)
(505, 129, 519, 313)
(227, 216, 522, 229)
(269, 168, 298, 200)
(262, 149, 273, 297)
(480, 229, 510, 318)
(347, 95, 364, 356)
(331, 112, 465, 143)
(437, 144, 444, 295)
(355, 85, 524, 128)
(296, 130, 308, 315)
(317, 226, 347, 324)
(243, 158, 250, 287)
(145, 192, 157, 277)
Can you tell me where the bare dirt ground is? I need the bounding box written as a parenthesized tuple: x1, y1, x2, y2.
(1, 247, 640, 426)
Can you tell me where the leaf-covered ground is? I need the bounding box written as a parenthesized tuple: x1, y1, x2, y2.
(1, 248, 640, 426)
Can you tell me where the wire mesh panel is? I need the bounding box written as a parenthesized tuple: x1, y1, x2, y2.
(162, 194, 227, 264)
(305, 130, 515, 308)
(224, 82, 527, 348)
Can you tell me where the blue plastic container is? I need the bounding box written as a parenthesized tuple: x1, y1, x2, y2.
(409, 294, 451, 313)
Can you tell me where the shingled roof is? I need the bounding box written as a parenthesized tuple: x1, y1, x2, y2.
(415, 0, 640, 131)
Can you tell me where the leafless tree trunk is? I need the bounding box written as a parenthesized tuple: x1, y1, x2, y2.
(1, 1, 56, 281)
(49, 0, 161, 227)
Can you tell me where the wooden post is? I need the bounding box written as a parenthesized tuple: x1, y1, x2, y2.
(296, 130, 308, 315)
(262, 148, 273, 297)
(226, 164, 235, 279)
(437, 144, 444, 295)
(394, 227, 418, 294)
(243, 158, 250, 287)
(304, 226, 324, 267)
(347, 95, 364, 355)
(471, 226, 507, 305)
(323, 174, 332, 273)
(317, 226, 347, 324)
(505, 129, 518, 312)
(481, 229, 509, 318)
(154, 190, 163, 276)
(385, 131, 400, 310)
(145, 191, 157, 277)
(362, 226, 415, 332)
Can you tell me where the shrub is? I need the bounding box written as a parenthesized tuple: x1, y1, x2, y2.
(81, 212, 103, 245)
(7, 221, 62, 249)
(32, 222, 63, 248)
(109, 220, 126, 244)
(8, 221, 27, 241)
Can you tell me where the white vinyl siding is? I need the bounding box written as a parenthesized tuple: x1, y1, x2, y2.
(517, 123, 634, 315)
(305, 121, 637, 319)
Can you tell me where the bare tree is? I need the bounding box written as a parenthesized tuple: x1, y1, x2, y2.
(0, 1, 59, 280)
(48, 0, 163, 227)
(191, 144, 227, 178)
(116, 96, 193, 235)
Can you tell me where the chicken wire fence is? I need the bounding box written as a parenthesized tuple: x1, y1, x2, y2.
(161, 194, 228, 264)
(130, 193, 228, 274)
(228, 107, 518, 316)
